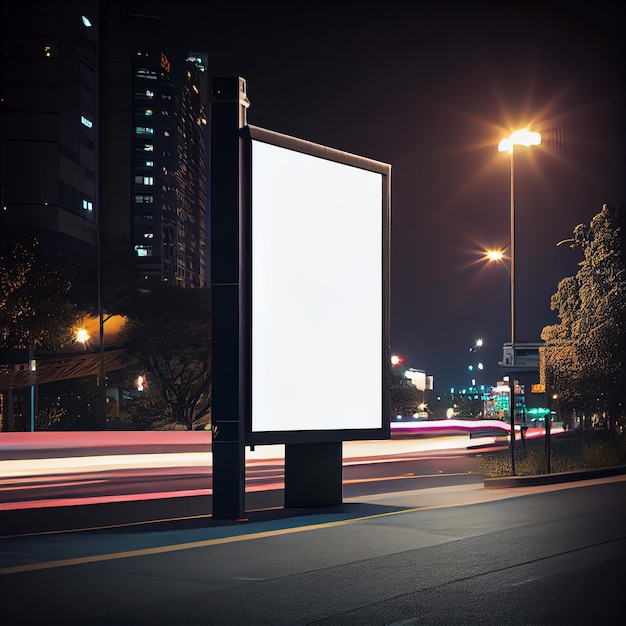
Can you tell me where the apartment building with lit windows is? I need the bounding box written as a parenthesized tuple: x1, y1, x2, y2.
(1, 1, 209, 296)
(100, 7, 208, 290)
(0, 0, 100, 305)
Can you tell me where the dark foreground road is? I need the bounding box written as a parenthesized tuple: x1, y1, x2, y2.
(1, 475, 625, 625)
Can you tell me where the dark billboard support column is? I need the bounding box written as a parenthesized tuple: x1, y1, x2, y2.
(284, 442, 343, 507)
(210, 77, 250, 520)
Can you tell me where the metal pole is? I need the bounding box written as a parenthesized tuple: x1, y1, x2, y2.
(510, 380, 516, 476)
(510, 149, 515, 358)
(509, 151, 516, 476)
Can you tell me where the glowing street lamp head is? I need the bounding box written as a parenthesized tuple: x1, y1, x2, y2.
(485, 249, 504, 262)
(76, 328, 90, 344)
(498, 129, 541, 153)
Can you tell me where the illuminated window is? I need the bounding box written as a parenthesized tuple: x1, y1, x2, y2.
(81, 15, 92, 27)
(135, 126, 153, 135)
(143, 144, 154, 152)
(81, 115, 93, 129)
(145, 160, 154, 167)
(144, 109, 153, 116)
(82, 199, 93, 211)
(134, 245, 153, 257)
(134, 176, 154, 185)
(134, 194, 153, 204)
(136, 68, 157, 80)
(44, 45, 51, 58)
(143, 232, 154, 239)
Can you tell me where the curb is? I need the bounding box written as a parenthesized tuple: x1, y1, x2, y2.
(483, 464, 626, 488)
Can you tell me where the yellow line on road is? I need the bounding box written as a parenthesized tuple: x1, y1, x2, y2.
(0, 504, 449, 575)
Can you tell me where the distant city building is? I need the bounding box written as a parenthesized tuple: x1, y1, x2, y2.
(403, 368, 433, 392)
(100, 7, 209, 290)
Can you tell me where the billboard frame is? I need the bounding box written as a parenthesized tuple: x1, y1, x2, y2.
(240, 124, 391, 446)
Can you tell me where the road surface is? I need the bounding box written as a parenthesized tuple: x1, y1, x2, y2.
(1, 474, 624, 625)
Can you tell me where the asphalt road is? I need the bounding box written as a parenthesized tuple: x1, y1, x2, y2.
(1, 475, 625, 625)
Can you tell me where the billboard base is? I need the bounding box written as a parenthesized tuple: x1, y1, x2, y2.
(284, 441, 342, 507)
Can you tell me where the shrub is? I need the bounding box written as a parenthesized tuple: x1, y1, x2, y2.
(478, 431, 626, 477)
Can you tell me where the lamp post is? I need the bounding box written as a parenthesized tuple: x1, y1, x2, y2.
(498, 129, 541, 362)
(498, 128, 541, 475)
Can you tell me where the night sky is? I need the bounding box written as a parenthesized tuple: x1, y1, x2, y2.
(148, 0, 625, 393)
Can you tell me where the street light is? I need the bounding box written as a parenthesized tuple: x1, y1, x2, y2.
(498, 128, 541, 363)
(499, 128, 541, 475)
(484, 249, 504, 262)
(76, 328, 90, 345)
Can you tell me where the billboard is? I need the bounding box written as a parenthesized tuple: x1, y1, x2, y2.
(241, 125, 391, 445)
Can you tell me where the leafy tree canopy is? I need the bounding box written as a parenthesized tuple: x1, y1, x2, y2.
(119, 286, 211, 430)
(541, 204, 625, 422)
(389, 367, 423, 418)
(0, 232, 85, 351)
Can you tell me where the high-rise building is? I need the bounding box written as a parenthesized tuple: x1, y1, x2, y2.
(175, 53, 209, 288)
(0, 0, 100, 306)
(99, 7, 208, 292)
(1, 1, 209, 299)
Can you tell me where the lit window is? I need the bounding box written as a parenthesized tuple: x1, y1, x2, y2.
(82, 199, 93, 211)
(81, 115, 93, 129)
(145, 160, 154, 167)
(81, 15, 92, 27)
(134, 194, 154, 204)
(134, 245, 153, 257)
(143, 144, 154, 152)
(136, 68, 157, 80)
(134, 176, 154, 185)
(143, 232, 154, 239)
(135, 127, 154, 135)
(145, 109, 153, 116)
(145, 90, 154, 98)
(44, 45, 51, 58)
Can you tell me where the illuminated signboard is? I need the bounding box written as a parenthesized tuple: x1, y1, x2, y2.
(242, 125, 391, 444)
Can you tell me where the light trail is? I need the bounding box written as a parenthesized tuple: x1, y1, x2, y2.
(0, 421, 557, 512)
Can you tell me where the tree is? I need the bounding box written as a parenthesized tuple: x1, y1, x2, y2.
(119, 286, 211, 430)
(0, 233, 85, 351)
(36, 378, 108, 430)
(389, 366, 422, 418)
(541, 205, 626, 428)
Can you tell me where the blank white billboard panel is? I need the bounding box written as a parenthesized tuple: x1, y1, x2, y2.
(247, 127, 390, 441)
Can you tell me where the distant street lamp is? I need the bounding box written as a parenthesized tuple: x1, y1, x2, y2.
(485, 249, 504, 262)
(76, 328, 90, 345)
(499, 128, 541, 476)
(498, 128, 541, 363)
